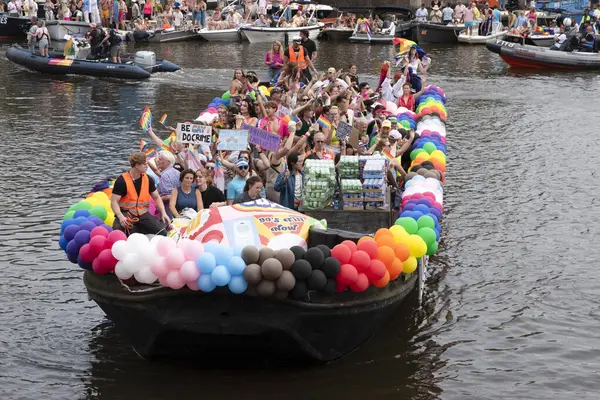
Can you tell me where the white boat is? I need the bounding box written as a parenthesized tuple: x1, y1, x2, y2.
(240, 23, 323, 43)
(457, 25, 507, 44)
(46, 20, 91, 41)
(323, 26, 354, 40)
(147, 26, 202, 43)
(349, 21, 397, 44)
(198, 27, 242, 41)
(347, 6, 414, 44)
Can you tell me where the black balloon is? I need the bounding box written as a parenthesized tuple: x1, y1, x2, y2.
(291, 259, 312, 280)
(316, 244, 331, 259)
(323, 278, 337, 294)
(304, 247, 325, 269)
(410, 164, 421, 172)
(421, 160, 434, 168)
(290, 245, 306, 261)
(290, 281, 308, 300)
(322, 257, 341, 278)
(307, 269, 327, 290)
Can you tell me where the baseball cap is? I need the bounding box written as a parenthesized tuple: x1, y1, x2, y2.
(292, 36, 302, 42)
(393, 72, 402, 80)
(382, 120, 392, 128)
(327, 67, 336, 74)
(236, 158, 249, 168)
(371, 102, 385, 110)
(388, 116, 398, 124)
(270, 87, 283, 94)
(389, 130, 402, 140)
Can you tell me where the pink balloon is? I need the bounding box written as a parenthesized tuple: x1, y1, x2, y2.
(187, 280, 200, 291)
(177, 238, 191, 251)
(180, 260, 200, 282)
(166, 270, 186, 289)
(90, 226, 110, 239)
(89, 236, 107, 256)
(184, 241, 204, 261)
(95, 249, 118, 274)
(166, 248, 185, 270)
(150, 256, 168, 278)
(156, 237, 176, 257)
(106, 230, 127, 247)
(79, 244, 96, 263)
(158, 275, 169, 287)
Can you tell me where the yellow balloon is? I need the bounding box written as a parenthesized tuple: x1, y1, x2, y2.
(389, 225, 409, 243)
(104, 213, 115, 227)
(430, 150, 446, 161)
(92, 191, 109, 201)
(407, 235, 428, 258)
(402, 256, 417, 273)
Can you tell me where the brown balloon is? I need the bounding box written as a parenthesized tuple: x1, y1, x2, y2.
(243, 263, 262, 285)
(405, 172, 417, 181)
(256, 280, 276, 297)
(261, 258, 283, 281)
(417, 168, 429, 176)
(241, 246, 260, 265)
(275, 270, 296, 292)
(424, 170, 439, 180)
(258, 247, 276, 266)
(274, 248, 295, 270)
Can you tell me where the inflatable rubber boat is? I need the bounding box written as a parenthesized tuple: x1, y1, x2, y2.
(6, 45, 180, 79)
(486, 38, 600, 69)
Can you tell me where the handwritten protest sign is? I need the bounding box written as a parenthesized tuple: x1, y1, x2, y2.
(218, 130, 249, 151)
(177, 123, 212, 145)
(242, 123, 281, 152)
(336, 121, 352, 142)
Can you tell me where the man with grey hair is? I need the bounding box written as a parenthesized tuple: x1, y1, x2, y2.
(155, 150, 180, 217)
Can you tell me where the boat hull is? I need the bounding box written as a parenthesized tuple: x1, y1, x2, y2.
(147, 29, 202, 43)
(45, 20, 91, 41)
(240, 24, 322, 43)
(349, 33, 395, 44)
(457, 30, 507, 44)
(323, 28, 353, 41)
(486, 38, 600, 69)
(198, 28, 241, 42)
(416, 22, 463, 44)
(0, 16, 31, 39)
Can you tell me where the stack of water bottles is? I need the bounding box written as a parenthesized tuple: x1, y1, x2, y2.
(302, 159, 336, 211)
(341, 179, 363, 210)
(362, 159, 388, 209)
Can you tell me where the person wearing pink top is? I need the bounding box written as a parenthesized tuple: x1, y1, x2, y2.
(265, 40, 285, 84)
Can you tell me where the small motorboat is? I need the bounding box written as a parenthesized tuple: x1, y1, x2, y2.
(416, 21, 464, 44)
(503, 32, 556, 47)
(45, 20, 91, 41)
(0, 15, 32, 39)
(240, 23, 323, 43)
(345, 6, 414, 44)
(198, 27, 243, 41)
(486, 38, 600, 69)
(146, 25, 202, 43)
(457, 25, 507, 44)
(322, 26, 354, 41)
(6, 45, 180, 79)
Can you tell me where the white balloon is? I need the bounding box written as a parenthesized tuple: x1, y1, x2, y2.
(114, 261, 134, 280)
(134, 267, 158, 284)
(111, 240, 130, 261)
(127, 233, 150, 250)
(138, 243, 156, 265)
(149, 235, 163, 248)
(122, 253, 141, 275)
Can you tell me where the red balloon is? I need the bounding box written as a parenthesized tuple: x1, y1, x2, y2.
(95, 249, 118, 274)
(366, 259, 386, 282)
(106, 229, 127, 247)
(335, 280, 348, 293)
(90, 226, 110, 239)
(337, 263, 358, 285)
(331, 244, 352, 265)
(357, 239, 379, 259)
(79, 244, 95, 263)
(349, 273, 369, 292)
(341, 240, 358, 253)
(422, 192, 436, 201)
(350, 250, 371, 273)
(412, 193, 424, 200)
(89, 235, 107, 256)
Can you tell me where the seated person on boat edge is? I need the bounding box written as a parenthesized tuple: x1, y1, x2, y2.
(110, 152, 171, 236)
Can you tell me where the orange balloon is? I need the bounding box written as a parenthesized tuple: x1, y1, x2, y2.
(374, 228, 392, 240)
(373, 269, 390, 288)
(376, 246, 395, 268)
(394, 243, 411, 262)
(358, 236, 375, 244)
(102, 188, 113, 197)
(375, 235, 396, 249)
(388, 258, 403, 280)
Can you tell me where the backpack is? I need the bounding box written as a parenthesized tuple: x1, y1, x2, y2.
(109, 29, 122, 46)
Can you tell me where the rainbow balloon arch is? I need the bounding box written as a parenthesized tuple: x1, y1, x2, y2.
(59, 85, 448, 301)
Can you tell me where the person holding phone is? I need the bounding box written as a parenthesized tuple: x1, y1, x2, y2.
(274, 152, 304, 210)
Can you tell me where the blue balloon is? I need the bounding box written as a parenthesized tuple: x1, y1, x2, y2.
(61, 218, 76, 233)
(196, 252, 217, 274)
(227, 256, 246, 276)
(78, 256, 93, 271)
(212, 97, 221, 103)
(232, 245, 244, 258)
(59, 235, 68, 251)
(214, 246, 234, 266)
(429, 207, 442, 220)
(203, 241, 220, 255)
(411, 211, 424, 220)
(79, 221, 97, 232)
(73, 217, 88, 225)
(228, 276, 248, 294)
(66, 240, 80, 263)
(74, 230, 91, 247)
(403, 203, 416, 211)
(211, 265, 231, 286)
(400, 211, 414, 219)
(73, 210, 91, 219)
(197, 274, 216, 292)
(414, 205, 430, 215)
(223, 99, 230, 106)
(63, 225, 80, 242)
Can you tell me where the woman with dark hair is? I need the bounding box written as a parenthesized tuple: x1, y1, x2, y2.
(170, 169, 204, 217)
(229, 67, 245, 96)
(233, 176, 263, 204)
(274, 151, 304, 210)
(239, 97, 258, 127)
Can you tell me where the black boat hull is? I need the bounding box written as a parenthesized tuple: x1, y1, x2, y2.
(416, 22, 462, 44)
(84, 270, 417, 362)
(0, 16, 31, 39)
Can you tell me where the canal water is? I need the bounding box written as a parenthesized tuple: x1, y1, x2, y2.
(1, 39, 599, 399)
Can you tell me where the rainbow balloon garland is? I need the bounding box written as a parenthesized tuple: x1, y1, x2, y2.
(58, 86, 448, 300)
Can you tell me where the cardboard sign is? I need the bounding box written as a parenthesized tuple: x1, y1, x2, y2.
(218, 130, 249, 151)
(349, 127, 360, 149)
(176, 123, 212, 145)
(336, 121, 352, 142)
(242, 123, 281, 152)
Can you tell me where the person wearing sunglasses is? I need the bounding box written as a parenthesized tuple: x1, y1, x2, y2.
(309, 132, 334, 161)
(226, 158, 251, 205)
(195, 170, 226, 208)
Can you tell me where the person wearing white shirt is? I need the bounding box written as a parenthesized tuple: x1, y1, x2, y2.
(454, 0, 466, 23)
(380, 61, 406, 103)
(416, 4, 428, 22)
(173, 7, 184, 28)
(442, 4, 454, 24)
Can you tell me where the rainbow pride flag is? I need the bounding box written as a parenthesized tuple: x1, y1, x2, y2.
(140, 106, 153, 133)
(159, 113, 168, 126)
(317, 115, 332, 130)
(289, 115, 300, 124)
(144, 147, 157, 158)
(140, 139, 148, 151)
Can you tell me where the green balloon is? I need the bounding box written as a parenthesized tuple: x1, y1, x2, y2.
(426, 240, 439, 256)
(63, 210, 75, 220)
(221, 91, 231, 101)
(417, 215, 435, 230)
(395, 217, 418, 234)
(72, 201, 92, 211)
(417, 227, 437, 246)
(249, 91, 257, 101)
(423, 142, 437, 154)
(89, 205, 108, 221)
(410, 148, 425, 161)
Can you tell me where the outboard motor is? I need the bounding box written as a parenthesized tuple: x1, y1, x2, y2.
(134, 51, 156, 71)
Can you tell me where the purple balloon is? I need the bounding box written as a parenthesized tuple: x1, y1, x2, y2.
(73, 217, 88, 225)
(73, 230, 91, 247)
(403, 203, 416, 211)
(59, 236, 68, 251)
(429, 207, 442, 220)
(66, 240, 80, 263)
(77, 256, 93, 271)
(61, 218, 76, 233)
(89, 217, 105, 226)
(414, 205, 430, 215)
(79, 221, 97, 232)
(63, 225, 80, 242)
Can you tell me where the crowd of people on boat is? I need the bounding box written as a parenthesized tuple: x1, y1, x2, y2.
(113, 33, 430, 234)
